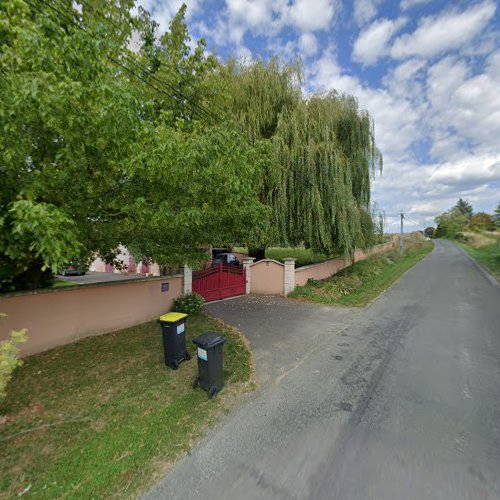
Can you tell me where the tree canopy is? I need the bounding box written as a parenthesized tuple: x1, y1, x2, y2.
(455, 198, 473, 220)
(219, 59, 383, 257)
(435, 199, 497, 239)
(0, 0, 268, 290)
(1, 0, 383, 291)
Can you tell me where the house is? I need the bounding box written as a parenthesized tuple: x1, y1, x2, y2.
(89, 245, 161, 276)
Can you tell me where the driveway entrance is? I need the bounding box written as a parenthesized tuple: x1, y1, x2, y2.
(192, 264, 246, 302)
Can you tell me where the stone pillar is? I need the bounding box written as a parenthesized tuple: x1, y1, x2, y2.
(242, 257, 255, 294)
(183, 265, 192, 295)
(283, 258, 296, 296)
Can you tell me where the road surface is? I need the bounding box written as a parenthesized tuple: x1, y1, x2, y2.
(146, 240, 500, 500)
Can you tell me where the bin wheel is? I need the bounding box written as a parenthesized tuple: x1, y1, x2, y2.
(208, 387, 217, 399)
(171, 360, 179, 370)
(185, 351, 191, 361)
(192, 378, 199, 389)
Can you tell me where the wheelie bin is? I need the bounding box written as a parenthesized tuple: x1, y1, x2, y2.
(159, 312, 190, 369)
(192, 332, 226, 398)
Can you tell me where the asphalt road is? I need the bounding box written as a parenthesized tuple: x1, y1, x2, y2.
(146, 240, 500, 500)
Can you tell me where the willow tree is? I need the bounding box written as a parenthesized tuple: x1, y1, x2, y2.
(220, 59, 383, 258)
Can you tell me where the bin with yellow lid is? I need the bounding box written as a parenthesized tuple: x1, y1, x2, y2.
(159, 312, 190, 369)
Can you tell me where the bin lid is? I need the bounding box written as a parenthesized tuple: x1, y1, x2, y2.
(159, 312, 188, 322)
(192, 331, 226, 348)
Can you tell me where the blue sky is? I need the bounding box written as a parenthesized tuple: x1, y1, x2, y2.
(138, 0, 500, 231)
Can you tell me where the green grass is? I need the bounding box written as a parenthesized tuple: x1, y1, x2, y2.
(52, 279, 80, 289)
(0, 314, 253, 499)
(289, 241, 433, 307)
(460, 241, 500, 279)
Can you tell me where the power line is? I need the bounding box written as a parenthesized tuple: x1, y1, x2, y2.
(76, 0, 238, 129)
(18, 0, 348, 195)
(28, 0, 215, 123)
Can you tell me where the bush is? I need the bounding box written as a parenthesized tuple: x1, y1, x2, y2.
(0, 314, 28, 402)
(171, 293, 205, 316)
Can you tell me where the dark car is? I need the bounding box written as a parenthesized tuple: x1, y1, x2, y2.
(60, 261, 88, 276)
(212, 253, 240, 267)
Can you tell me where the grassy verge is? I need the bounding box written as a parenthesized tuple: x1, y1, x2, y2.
(459, 239, 500, 280)
(289, 241, 433, 307)
(52, 279, 80, 288)
(0, 314, 254, 499)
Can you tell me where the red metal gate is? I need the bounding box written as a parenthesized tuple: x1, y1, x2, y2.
(193, 264, 246, 302)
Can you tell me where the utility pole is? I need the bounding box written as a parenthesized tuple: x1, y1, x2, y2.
(400, 212, 405, 256)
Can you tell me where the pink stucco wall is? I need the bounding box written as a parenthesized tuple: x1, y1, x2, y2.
(0, 276, 183, 356)
(250, 259, 285, 295)
(295, 257, 351, 286)
(294, 241, 395, 287)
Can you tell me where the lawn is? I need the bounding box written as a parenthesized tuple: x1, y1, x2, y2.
(289, 240, 433, 307)
(459, 236, 500, 280)
(0, 314, 254, 499)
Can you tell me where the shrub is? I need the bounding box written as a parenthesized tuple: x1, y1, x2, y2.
(0, 314, 28, 402)
(307, 278, 321, 287)
(171, 293, 205, 316)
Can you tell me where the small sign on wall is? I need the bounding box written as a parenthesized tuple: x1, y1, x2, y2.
(161, 282, 170, 292)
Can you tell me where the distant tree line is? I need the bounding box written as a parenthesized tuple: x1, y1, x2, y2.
(428, 198, 500, 239)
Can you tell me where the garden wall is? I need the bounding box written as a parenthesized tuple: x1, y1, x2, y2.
(294, 241, 395, 287)
(250, 259, 285, 295)
(0, 275, 183, 356)
(295, 257, 351, 287)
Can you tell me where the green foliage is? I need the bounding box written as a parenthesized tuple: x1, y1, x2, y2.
(435, 208, 469, 239)
(460, 234, 500, 279)
(171, 292, 205, 315)
(218, 59, 383, 257)
(424, 226, 435, 238)
(0, 0, 267, 289)
(470, 212, 495, 231)
(0, 314, 27, 402)
(455, 198, 473, 220)
(494, 201, 500, 228)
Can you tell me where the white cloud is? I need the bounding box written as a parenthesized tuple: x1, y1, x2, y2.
(400, 0, 432, 11)
(430, 155, 500, 185)
(426, 52, 500, 159)
(137, 0, 202, 33)
(298, 33, 319, 57)
(353, 17, 407, 65)
(286, 0, 336, 32)
(353, 0, 381, 26)
(391, 1, 497, 59)
(393, 58, 426, 80)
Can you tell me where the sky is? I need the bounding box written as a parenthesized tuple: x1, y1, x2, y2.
(137, 0, 500, 232)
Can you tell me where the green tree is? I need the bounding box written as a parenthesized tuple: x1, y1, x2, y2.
(470, 212, 495, 231)
(455, 198, 473, 220)
(493, 201, 500, 228)
(219, 59, 383, 257)
(435, 208, 469, 238)
(0, 0, 267, 290)
(424, 227, 435, 238)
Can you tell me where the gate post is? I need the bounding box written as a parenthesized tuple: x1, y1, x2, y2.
(183, 265, 192, 294)
(242, 257, 255, 295)
(283, 258, 296, 296)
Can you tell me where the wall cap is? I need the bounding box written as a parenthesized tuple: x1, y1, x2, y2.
(251, 258, 285, 267)
(0, 274, 184, 299)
